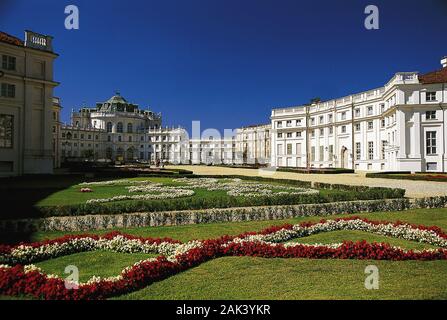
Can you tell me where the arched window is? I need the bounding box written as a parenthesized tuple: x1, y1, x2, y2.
(66, 132, 72, 140)
(117, 122, 123, 133)
(127, 123, 133, 133)
(106, 122, 113, 133)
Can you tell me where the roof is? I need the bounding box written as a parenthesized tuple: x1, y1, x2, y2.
(419, 67, 447, 84)
(0, 31, 24, 47)
(106, 94, 128, 104)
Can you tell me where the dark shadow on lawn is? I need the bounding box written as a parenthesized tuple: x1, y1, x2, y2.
(0, 174, 86, 244)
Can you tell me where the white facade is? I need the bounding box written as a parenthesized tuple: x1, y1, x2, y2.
(271, 58, 447, 172)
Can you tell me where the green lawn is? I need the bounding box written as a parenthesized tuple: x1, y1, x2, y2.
(115, 257, 447, 300)
(35, 251, 158, 283)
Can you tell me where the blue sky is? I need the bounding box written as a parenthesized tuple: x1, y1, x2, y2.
(1, 0, 446, 132)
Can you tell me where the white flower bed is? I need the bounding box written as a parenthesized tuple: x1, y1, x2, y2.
(80, 177, 318, 204)
(173, 177, 319, 198)
(79, 179, 153, 186)
(233, 219, 447, 248)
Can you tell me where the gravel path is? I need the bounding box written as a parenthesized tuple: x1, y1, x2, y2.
(167, 165, 447, 198)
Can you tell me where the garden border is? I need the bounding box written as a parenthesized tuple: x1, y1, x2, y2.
(4, 197, 447, 232)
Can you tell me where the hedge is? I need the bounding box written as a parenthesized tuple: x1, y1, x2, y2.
(277, 167, 354, 174)
(365, 172, 447, 182)
(0, 198, 413, 232)
(3, 195, 446, 233)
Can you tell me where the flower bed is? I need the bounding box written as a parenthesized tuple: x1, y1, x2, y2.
(83, 178, 318, 204)
(1, 217, 446, 300)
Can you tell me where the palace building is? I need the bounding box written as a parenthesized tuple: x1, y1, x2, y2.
(2, 29, 447, 175)
(271, 57, 447, 172)
(0, 30, 59, 176)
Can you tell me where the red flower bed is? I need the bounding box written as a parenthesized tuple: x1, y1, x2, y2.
(1, 217, 447, 300)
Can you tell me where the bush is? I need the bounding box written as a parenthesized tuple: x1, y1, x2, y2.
(365, 172, 447, 182)
(277, 167, 354, 174)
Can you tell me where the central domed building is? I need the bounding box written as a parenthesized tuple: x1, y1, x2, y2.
(61, 93, 190, 163)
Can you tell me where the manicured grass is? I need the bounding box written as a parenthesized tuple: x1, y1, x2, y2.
(288, 230, 437, 250)
(35, 251, 158, 283)
(35, 176, 324, 207)
(30, 208, 447, 243)
(115, 257, 447, 300)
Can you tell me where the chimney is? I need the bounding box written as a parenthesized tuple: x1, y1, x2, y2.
(442, 56, 447, 68)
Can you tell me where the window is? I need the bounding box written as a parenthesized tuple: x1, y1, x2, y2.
(328, 145, 334, 159)
(311, 118, 315, 125)
(328, 114, 333, 123)
(381, 119, 385, 128)
(368, 142, 374, 160)
(277, 144, 283, 155)
(355, 108, 360, 117)
(426, 92, 437, 102)
(341, 126, 346, 133)
(426, 131, 437, 155)
(355, 142, 361, 160)
(286, 120, 292, 127)
(319, 146, 324, 161)
(341, 112, 346, 120)
(80, 134, 84, 139)
(118, 135, 122, 142)
(381, 140, 387, 159)
(277, 133, 282, 138)
(311, 147, 315, 161)
(319, 128, 324, 136)
(319, 116, 324, 124)
(1, 55, 16, 71)
(286, 132, 292, 138)
(368, 121, 374, 130)
(355, 123, 360, 132)
(0, 114, 13, 148)
(95, 135, 98, 140)
(0, 83, 15, 98)
(329, 127, 333, 135)
(127, 123, 133, 133)
(367, 106, 373, 116)
(311, 130, 315, 137)
(117, 122, 123, 133)
(128, 136, 132, 142)
(277, 121, 283, 128)
(296, 131, 302, 137)
(426, 111, 436, 120)
(296, 119, 302, 126)
(296, 143, 302, 155)
(107, 135, 111, 142)
(427, 162, 437, 171)
(106, 122, 112, 133)
(380, 104, 385, 113)
(286, 144, 292, 155)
